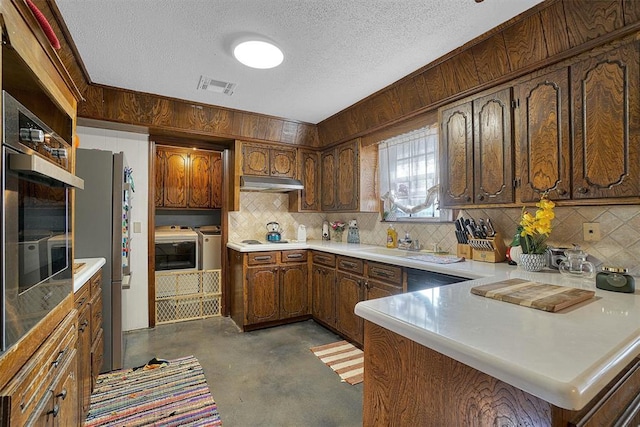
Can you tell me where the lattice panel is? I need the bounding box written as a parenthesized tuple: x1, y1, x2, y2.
(155, 270, 222, 324)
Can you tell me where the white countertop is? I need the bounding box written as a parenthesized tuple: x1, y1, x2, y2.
(74, 258, 106, 292)
(356, 269, 640, 410)
(229, 239, 640, 410)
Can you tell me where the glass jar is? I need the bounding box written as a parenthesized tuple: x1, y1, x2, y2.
(596, 266, 635, 293)
(558, 247, 595, 278)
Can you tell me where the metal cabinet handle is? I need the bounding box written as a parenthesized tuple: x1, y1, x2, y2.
(477, 194, 485, 201)
(342, 261, 357, 268)
(372, 268, 392, 278)
(286, 254, 303, 259)
(51, 350, 65, 368)
(466, 196, 472, 202)
(48, 404, 60, 417)
(577, 187, 589, 194)
(56, 389, 67, 400)
(254, 256, 272, 261)
(558, 188, 568, 196)
(79, 320, 89, 332)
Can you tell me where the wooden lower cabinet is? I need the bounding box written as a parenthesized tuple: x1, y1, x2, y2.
(74, 268, 104, 424)
(0, 310, 78, 426)
(363, 322, 640, 426)
(336, 272, 364, 345)
(230, 249, 311, 330)
(311, 264, 336, 328)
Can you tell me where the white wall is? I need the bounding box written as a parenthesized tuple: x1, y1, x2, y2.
(76, 126, 149, 331)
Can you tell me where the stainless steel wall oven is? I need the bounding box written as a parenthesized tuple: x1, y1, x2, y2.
(1, 91, 84, 352)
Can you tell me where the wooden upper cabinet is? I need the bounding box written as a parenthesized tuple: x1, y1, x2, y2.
(188, 152, 212, 208)
(163, 149, 189, 208)
(290, 149, 320, 211)
(336, 141, 358, 210)
(571, 40, 640, 200)
(440, 87, 514, 207)
(319, 139, 377, 212)
(155, 145, 223, 209)
(515, 67, 571, 202)
(211, 152, 223, 209)
(440, 101, 474, 206)
(473, 87, 514, 204)
(320, 149, 336, 210)
(241, 142, 296, 178)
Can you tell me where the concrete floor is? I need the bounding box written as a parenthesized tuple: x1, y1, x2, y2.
(123, 317, 363, 426)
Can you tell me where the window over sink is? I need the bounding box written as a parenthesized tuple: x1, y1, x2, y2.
(378, 123, 451, 222)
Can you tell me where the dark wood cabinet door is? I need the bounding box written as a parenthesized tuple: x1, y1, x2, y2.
(473, 87, 514, 204)
(211, 152, 223, 209)
(320, 149, 336, 210)
(270, 147, 296, 178)
(440, 101, 474, 207)
(77, 304, 92, 421)
(336, 141, 359, 211)
(162, 150, 189, 208)
(336, 272, 364, 345)
(154, 149, 165, 207)
(246, 267, 279, 324)
(242, 144, 270, 176)
(299, 149, 320, 211)
(312, 265, 336, 328)
(572, 41, 640, 199)
(515, 67, 571, 202)
(365, 279, 402, 301)
(280, 264, 309, 319)
(188, 152, 212, 208)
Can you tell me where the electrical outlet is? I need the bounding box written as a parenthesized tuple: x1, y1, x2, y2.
(583, 222, 601, 242)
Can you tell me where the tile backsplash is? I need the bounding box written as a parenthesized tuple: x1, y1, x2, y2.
(228, 193, 640, 275)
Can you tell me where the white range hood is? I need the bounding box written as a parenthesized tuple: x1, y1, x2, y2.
(240, 175, 304, 192)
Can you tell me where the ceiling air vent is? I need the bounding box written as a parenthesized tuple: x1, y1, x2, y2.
(197, 76, 236, 96)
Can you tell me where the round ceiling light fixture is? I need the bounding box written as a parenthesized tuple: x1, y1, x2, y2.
(233, 40, 284, 69)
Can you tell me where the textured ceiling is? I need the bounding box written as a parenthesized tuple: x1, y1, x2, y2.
(56, 0, 543, 124)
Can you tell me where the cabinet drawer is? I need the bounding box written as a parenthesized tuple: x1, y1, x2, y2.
(247, 251, 278, 265)
(90, 270, 102, 297)
(337, 256, 364, 275)
(74, 282, 90, 310)
(90, 292, 103, 339)
(0, 310, 77, 426)
(367, 262, 403, 286)
(281, 250, 307, 263)
(313, 251, 336, 267)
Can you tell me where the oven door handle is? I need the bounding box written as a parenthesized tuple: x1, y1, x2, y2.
(9, 153, 85, 189)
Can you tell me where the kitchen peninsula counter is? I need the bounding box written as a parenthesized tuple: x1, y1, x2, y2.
(229, 240, 640, 423)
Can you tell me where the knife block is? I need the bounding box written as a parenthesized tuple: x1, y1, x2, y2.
(456, 244, 473, 259)
(469, 233, 506, 263)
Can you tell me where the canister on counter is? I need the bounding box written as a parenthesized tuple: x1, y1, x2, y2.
(596, 266, 635, 293)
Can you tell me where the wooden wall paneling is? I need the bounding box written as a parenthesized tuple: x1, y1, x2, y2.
(264, 117, 284, 143)
(296, 123, 320, 148)
(193, 104, 234, 135)
(77, 85, 104, 118)
(280, 121, 300, 145)
(239, 113, 269, 141)
(471, 33, 512, 84)
(394, 77, 424, 116)
(563, 0, 624, 47)
(502, 12, 549, 71)
(538, 1, 571, 56)
(623, 0, 640, 25)
(411, 73, 434, 107)
(442, 49, 480, 93)
(435, 62, 459, 99)
(421, 65, 449, 103)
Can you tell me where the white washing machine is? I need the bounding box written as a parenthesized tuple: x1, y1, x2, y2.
(196, 225, 221, 270)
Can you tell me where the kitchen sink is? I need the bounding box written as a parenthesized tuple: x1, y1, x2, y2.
(360, 246, 449, 257)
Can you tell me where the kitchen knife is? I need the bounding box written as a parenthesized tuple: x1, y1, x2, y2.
(486, 218, 496, 237)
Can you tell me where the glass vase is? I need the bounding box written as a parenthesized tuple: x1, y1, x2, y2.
(519, 253, 546, 272)
(332, 229, 344, 242)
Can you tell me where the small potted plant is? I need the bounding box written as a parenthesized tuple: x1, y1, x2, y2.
(330, 221, 346, 242)
(517, 194, 555, 271)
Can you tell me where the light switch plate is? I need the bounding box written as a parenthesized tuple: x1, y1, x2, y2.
(133, 222, 142, 233)
(583, 222, 601, 242)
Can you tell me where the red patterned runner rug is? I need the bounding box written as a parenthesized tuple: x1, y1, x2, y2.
(84, 355, 222, 426)
(310, 340, 364, 385)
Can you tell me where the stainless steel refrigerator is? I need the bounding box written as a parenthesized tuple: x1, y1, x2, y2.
(75, 149, 132, 372)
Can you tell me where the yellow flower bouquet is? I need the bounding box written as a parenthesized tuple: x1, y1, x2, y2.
(518, 194, 555, 254)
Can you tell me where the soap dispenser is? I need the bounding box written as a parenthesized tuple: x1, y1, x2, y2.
(347, 219, 360, 244)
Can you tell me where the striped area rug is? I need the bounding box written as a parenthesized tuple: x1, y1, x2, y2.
(310, 340, 364, 385)
(84, 355, 222, 426)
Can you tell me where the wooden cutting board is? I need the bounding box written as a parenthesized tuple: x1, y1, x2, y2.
(470, 279, 595, 312)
